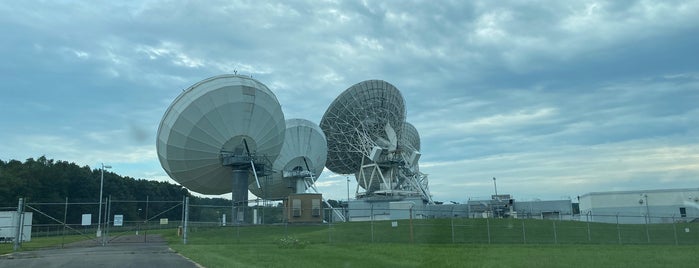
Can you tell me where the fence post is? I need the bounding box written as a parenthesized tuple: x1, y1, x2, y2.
(553, 221, 558, 244)
(62, 197, 68, 248)
(370, 204, 374, 243)
(180, 196, 185, 236)
(409, 206, 415, 243)
(183, 197, 189, 244)
(645, 215, 650, 244)
(522, 220, 526, 244)
(14, 197, 24, 251)
(672, 216, 678, 246)
(145, 196, 149, 243)
(586, 213, 591, 242)
(104, 196, 111, 246)
(236, 211, 241, 242)
(450, 207, 455, 244)
(486, 218, 491, 244)
(587, 221, 592, 242)
(615, 214, 621, 244)
(328, 208, 332, 244)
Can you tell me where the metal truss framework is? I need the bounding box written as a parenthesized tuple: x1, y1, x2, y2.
(320, 80, 433, 204)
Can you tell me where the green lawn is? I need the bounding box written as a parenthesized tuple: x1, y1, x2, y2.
(0, 234, 90, 254)
(173, 218, 699, 244)
(4, 219, 697, 267)
(167, 241, 699, 268)
(163, 219, 699, 268)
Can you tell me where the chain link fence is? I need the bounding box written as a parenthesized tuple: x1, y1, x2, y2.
(181, 205, 699, 246)
(3, 198, 698, 253)
(0, 197, 185, 252)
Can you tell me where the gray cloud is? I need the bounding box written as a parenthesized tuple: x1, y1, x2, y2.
(1, 0, 697, 202)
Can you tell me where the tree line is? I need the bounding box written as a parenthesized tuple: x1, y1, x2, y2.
(0, 156, 224, 225)
(0, 156, 347, 225)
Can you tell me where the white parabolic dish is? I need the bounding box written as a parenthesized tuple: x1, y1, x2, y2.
(156, 74, 286, 195)
(249, 118, 327, 200)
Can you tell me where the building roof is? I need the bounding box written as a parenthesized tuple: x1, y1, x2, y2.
(580, 187, 699, 198)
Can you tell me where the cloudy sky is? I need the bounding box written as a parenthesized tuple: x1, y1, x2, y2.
(2, 0, 698, 203)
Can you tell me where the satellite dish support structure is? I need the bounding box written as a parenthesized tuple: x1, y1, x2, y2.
(221, 138, 274, 223)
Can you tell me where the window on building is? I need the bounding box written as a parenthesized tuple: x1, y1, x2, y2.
(679, 207, 687, 218)
(312, 199, 321, 217)
(292, 199, 301, 217)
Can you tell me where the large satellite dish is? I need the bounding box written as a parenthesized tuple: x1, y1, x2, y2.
(400, 122, 420, 152)
(157, 74, 286, 217)
(320, 80, 406, 174)
(249, 118, 327, 200)
(320, 80, 433, 203)
(399, 121, 430, 199)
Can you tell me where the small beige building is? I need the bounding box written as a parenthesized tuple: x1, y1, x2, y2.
(284, 193, 323, 223)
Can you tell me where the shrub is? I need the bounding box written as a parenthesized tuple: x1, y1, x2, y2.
(277, 236, 309, 249)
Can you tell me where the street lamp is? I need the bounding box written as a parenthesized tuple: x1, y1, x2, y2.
(346, 176, 350, 203)
(643, 194, 650, 224)
(492, 177, 498, 197)
(346, 176, 350, 221)
(97, 163, 111, 238)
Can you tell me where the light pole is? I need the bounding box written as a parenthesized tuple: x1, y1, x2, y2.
(97, 163, 111, 238)
(346, 176, 350, 221)
(346, 176, 350, 203)
(492, 177, 498, 197)
(644, 194, 650, 224)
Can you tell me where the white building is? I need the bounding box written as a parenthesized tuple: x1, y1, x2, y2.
(467, 196, 573, 220)
(514, 200, 574, 220)
(347, 197, 426, 221)
(579, 188, 699, 224)
(0, 211, 33, 242)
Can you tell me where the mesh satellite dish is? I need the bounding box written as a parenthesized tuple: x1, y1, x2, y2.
(157, 74, 285, 222)
(320, 80, 433, 203)
(399, 122, 430, 200)
(320, 80, 406, 174)
(401, 122, 421, 152)
(249, 118, 327, 200)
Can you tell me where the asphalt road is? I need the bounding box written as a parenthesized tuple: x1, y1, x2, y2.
(0, 234, 201, 268)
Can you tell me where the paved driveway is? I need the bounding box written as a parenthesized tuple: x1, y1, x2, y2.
(0, 234, 200, 268)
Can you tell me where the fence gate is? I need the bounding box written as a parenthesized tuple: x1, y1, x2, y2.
(2, 197, 185, 251)
(14, 198, 102, 251)
(104, 197, 184, 245)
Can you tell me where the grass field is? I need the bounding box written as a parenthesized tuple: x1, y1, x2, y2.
(0, 233, 90, 255)
(3, 218, 697, 267)
(176, 218, 699, 245)
(162, 218, 699, 267)
(166, 242, 699, 268)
